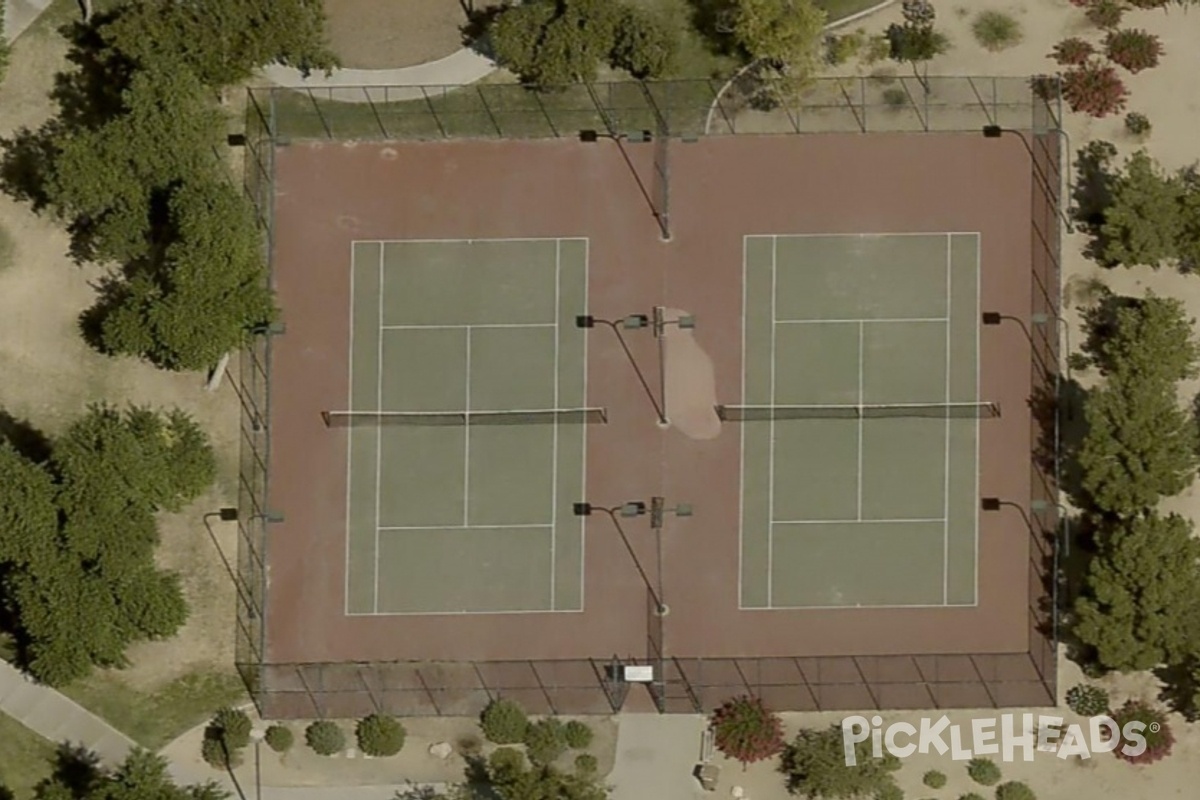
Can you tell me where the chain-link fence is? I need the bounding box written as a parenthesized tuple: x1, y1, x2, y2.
(247, 76, 1058, 142)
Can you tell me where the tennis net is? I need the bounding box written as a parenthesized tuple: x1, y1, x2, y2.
(322, 407, 608, 427)
(716, 402, 1000, 421)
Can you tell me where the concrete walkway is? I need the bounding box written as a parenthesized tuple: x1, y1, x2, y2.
(0, 659, 136, 766)
(608, 714, 709, 800)
(4, 0, 54, 43)
(260, 46, 496, 94)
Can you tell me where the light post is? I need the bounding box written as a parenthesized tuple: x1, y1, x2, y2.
(579, 129, 670, 240)
(982, 124, 1075, 232)
(577, 312, 696, 426)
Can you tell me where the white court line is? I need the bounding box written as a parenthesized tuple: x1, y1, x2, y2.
(355, 236, 588, 245)
(744, 232, 981, 240)
(463, 328, 472, 526)
(343, 243, 357, 615)
(772, 517, 946, 525)
(737, 237, 748, 609)
(973, 232, 983, 605)
(943, 234, 952, 605)
(381, 323, 556, 330)
(379, 523, 552, 531)
(767, 235, 778, 607)
(857, 321, 864, 521)
(775, 317, 948, 325)
(743, 600, 973, 611)
(579, 238, 590, 613)
(373, 243, 385, 614)
(348, 607, 585, 617)
(549, 240, 561, 611)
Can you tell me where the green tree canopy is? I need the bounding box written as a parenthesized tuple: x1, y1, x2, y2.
(43, 64, 224, 264)
(96, 178, 277, 370)
(97, 0, 337, 88)
(1077, 378, 1198, 515)
(1073, 512, 1200, 672)
(35, 749, 227, 800)
(1081, 292, 1199, 384)
(732, 0, 827, 99)
(0, 445, 59, 568)
(1100, 150, 1185, 268)
(781, 725, 900, 798)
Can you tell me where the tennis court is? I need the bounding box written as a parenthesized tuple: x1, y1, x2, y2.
(737, 233, 985, 609)
(338, 238, 591, 615)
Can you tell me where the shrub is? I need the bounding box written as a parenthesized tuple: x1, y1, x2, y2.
(875, 786, 904, 800)
(455, 734, 483, 756)
(264, 724, 294, 753)
(481, 698, 529, 744)
(1085, 0, 1124, 29)
(923, 769, 947, 789)
(305, 720, 345, 756)
(972, 11, 1022, 51)
(524, 718, 568, 766)
(356, 713, 406, 757)
(610, 5, 677, 79)
(0, 3, 9, 86)
(959, 795, 986, 800)
(826, 30, 867, 66)
(709, 695, 785, 767)
(995, 782, 1036, 800)
(1112, 700, 1174, 764)
(208, 707, 252, 750)
(1066, 684, 1111, 716)
(967, 757, 1002, 786)
(574, 752, 598, 775)
(1050, 37, 1095, 66)
(563, 720, 594, 749)
(1105, 29, 1162, 73)
(1062, 61, 1128, 117)
(882, 87, 909, 108)
(201, 735, 241, 769)
(1125, 112, 1151, 138)
(488, 747, 526, 783)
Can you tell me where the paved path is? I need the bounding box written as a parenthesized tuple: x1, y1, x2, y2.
(260, 46, 496, 95)
(0, 659, 136, 766)
(608, 714, 709, 800)
(3, 0, 54, 43)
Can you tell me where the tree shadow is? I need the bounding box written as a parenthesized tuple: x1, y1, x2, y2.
(50, 14, 137, 131)
(77, 273, 132, 356)
(45, 743, 103, 799)
(1071, 140, 1118, 264)
(0, 412, 52, 464)
(1056, 514, 1109, 678)
(459, 2, 505, 54)
(1030, 374, 1089, 508)
(685, 0, 740, 58)
(1154, 660, 1199, 722)
(0, 125, 62, 212)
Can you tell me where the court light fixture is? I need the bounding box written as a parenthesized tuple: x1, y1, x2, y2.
(218, 508, 285, 524)
(981, 497, 1002, 511)
(652, 306, 697, 337)
(649, 497, 693, 529)
(579, 129, 599, 143)
(572, 500, 668, 615)
(981, 312, 1003, 326)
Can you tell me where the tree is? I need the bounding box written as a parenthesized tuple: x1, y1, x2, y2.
(490, 0, 622, 86)
(486, 751, 609, 800)
(886, 0, 949, 90)
(1099, 151, 1184, 267)
(37, 749, 229, 800)
(1077, 380, 1198, 514)
(1174, 166, 1200, 271)
(95, 178, 276, 371)
(0, 445, 60, 568)
(481, 698, 529, 744)
(781, 726, 900, 798)
(732, 0, 827, 99)
(97, 0, 337, 88)
(611, 5, 678, 79)
(356, 713, 406, 757)
(1080, 292, 1199, 384)
(1073, 513, 1200, 672)
(41, 64, 225, 264)
(708, 695, 785, 767)
(305, 721, 345, 755)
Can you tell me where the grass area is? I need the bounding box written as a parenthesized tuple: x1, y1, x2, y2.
(816, 0, 890, 24)
(0, 224, 13, 271)
(0, 712, 55, 799)
(60, 669, 247, 750)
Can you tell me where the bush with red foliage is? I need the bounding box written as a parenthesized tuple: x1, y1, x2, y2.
(1085, 0, 1124, 29)
(1062, 60, 1128, 117)
(1051, 37, 1095, 66)
(709, 695, 785, 767)
(1112, 700, 1174, 764)
(1106, 28, 1163, 73)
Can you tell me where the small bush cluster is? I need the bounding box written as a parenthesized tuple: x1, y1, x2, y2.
(1066, 683, 1111, 716)
(709, 695, 785, 767)
(1112, 700, 1174, 764)
(563, 719, 594, 749)
(972, 11, 1022, 51)
(306, 720, 345, 756)
(1105, 29, 1163, 73)
(1050, 37, 1095, 66)
(1062, 61, 1128, 117)
(995, 782, 1037, 800)
(967, 757, 1002, 786)
(574, 752, 598, 775)
(874, 786, 903, 800)
(1085, 0, 1124, 29)
(923, 769, 947, 789)
(958, 795, 986, 800)
(1125, 111, 1152, 138)
(481, 698, 529, 744)
(264, 724, 294, 753)
(825, 29, 867, 66)
(356, 713, 407, 757)
(524, 718, 568, 766)
(201, 707, 252, 769)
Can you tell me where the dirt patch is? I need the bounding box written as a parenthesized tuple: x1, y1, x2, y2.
(324, 0, 468, 70)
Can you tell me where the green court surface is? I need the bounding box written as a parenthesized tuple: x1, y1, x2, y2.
(739, 233, 981, 609)
(341, 239, 589, 614)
